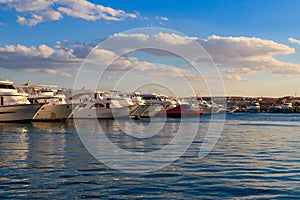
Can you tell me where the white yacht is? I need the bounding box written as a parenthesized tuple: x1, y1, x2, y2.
(269, 104, 282, 113)
(140, 93, 175, 106)
(281, 102, 293, 113)
(247, 102, 260, 113)
(0, 80, 43, 122)
(130, 94, 175, 118)
(69, 91, 131, 119)
(19, 84, 77, 121)
(198, 100, 225, 114)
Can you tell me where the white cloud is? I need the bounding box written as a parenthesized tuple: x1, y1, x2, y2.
(0, 43, 81, 75)
(222, 73, 246, 82)
(153, 32, 195, 45)
(169, 66, 187, 73)
(57, 0, 138, 21)
(272, 68, 300, 77)
(5, 0, 62, 26)
(1, 0, 137, 26)
(197, 35, 297, 78)
(96, 32, 300, 78)
(288, 37, 300, 45)
(1, 33, 300, 80)
(102, 32, 200, 57)
(24, 68, 72, 78)
(0, 41, 187, 80)
(134, 33, 300, 77)
(204, 35, 294, 56)
(155, 16, 169, 21)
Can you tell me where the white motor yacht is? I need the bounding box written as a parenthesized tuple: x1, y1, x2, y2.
(269, 104, 282, 113)
(247, 102, 260, 113)
(19, 84, 77, 121)
(69, 91, 131, 119)
(198, 100, 225, 114)
(281, 102, 293, 113)
(0, 80, 43, 122)
(130, 94, 175, 118)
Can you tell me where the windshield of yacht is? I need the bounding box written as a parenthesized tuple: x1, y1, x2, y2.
(0, 84, 16, 89)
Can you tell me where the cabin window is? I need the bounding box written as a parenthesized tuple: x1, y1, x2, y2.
(0, 84, 15, 89)
(90, 103, 105, 109)
(0, 97, 3, 106)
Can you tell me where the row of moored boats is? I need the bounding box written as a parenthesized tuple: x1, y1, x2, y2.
(3, 80, 299, 122)
(0, 80, 208, 122)
(230, 102, 299, 113)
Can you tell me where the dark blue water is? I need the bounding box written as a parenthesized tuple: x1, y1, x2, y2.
(0, 113, 299, 199)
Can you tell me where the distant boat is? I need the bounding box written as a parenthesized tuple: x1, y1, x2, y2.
(247, 102, 260, 113)
(269, 104, 282, 113)
(281, 103, 293, 113)
(157, 103, 205, 118)
(226, 106, 239, 114)
(0, 80, 43, 122)
(294, 106, 300, 113)
(198, 100, 226, 114)
(131, 94, 172, 118)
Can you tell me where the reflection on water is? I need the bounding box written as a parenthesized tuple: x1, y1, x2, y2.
(0, 122, 73, 198)
(0, 124, 29, 171)
(31, 121, 69, 133)
(0, 113, 300, 199)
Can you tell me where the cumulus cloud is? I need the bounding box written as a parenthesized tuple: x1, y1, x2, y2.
(0, 41, 188, 80)
(100, 32, 300, 78)
(288, 37, 300, 45)
(102, 32, 200, 58)
(83, 46, 172, 74)
(199, 35, 300, 78)
(1, 0, 137, 26)
(57, 0, 137, 21)
(1, 32, 300, 80)
(272, 68, 300, 77)
(0, 44, 56, 58)
(202, 35, 294, 57)
(222, 73, 246, 82)
(0, 43, 82, 78)
(24, 68, 72, 78)
(17, 10, 62, 26)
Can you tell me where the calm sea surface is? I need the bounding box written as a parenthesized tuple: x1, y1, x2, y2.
(0, 113, 299, 199)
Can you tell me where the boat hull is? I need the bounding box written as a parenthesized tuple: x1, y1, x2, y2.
(248, 109, 260, 113)
(269, 106, 282, 113)
(156, 105, 205, 118)
(72, 107, 130, 119)
(281, 108, 293, 113)
(0, 104, 43, 122)
(130, 104, 163, 118)
(33, 103, 75, 121)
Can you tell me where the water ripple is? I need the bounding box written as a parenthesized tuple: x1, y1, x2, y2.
(0, 114, 299, 199)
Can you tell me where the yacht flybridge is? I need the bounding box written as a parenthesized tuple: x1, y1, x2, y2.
(0, 80, 43, 122)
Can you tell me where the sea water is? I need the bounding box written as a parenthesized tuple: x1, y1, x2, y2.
(0, 113, 299, 199)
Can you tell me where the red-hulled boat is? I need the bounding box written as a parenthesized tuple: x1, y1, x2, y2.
(157, 104, 205, 118)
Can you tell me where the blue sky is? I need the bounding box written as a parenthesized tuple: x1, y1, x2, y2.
(1, 0, 300, 97)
